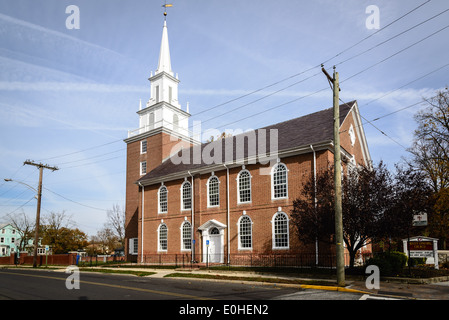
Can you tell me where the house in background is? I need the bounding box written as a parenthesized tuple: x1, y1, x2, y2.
(0, 224, 20, 257)
(0, 223, 45, 257)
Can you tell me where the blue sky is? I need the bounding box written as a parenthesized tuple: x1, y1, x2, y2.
(1, 0, 448, 236)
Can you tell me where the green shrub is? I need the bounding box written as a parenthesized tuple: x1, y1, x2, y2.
(366, 256, 392, 276)
(409, 257, 426, 267)
(365, 251, 408, 276)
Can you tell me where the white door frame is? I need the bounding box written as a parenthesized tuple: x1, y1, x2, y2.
(198, 219, 226, 264)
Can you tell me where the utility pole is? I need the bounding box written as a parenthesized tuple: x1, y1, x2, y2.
(23, 160, 58, 268)
(321, 65, 345, 287)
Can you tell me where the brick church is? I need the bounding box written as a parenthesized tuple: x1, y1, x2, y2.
(124, 18, 371, 264)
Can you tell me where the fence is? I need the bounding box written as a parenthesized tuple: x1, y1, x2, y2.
(0, 252, 77, 266)
(131, 252, 367, 269)
(77, 255, 125, 267)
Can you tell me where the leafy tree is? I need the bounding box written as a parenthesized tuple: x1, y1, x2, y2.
(40, 211, 88, 254)
(291, 167, 335, 246)
(342, 162, 393, 267)
(379, 164, 433, 250)
(407, 87, 449, 248)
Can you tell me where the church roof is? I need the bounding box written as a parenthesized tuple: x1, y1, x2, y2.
(138, 100, 357, 185)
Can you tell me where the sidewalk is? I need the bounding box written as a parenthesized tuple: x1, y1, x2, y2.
(349, 278, 449, 300)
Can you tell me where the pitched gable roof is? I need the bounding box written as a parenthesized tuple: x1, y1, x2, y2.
(138, 101, 356, 184)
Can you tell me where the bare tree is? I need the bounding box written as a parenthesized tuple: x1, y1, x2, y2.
(105, 204, 125, 247)
(409, 87, 449, 192)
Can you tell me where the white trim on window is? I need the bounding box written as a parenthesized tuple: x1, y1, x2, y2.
(180, 220, 192, 251)
(271, 211, 289, 250)
(237, 169, 252, 204)
(140, 140, 147, 154)
(158, 185, 168, 214)
(158, 223, 168, 252)
(207, 175, 220, 208)
(271, 162, 288, 200)
(140, 161, 147, 176)
(180, 180, 192, 211)
(237, 214, 253, 250)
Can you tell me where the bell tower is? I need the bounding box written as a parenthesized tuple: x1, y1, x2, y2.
(124, 12, 193, 261)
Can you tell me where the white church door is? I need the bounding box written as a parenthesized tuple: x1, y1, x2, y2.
(208, 228, 223, 263)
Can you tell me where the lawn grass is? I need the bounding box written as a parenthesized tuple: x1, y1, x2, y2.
(78, 267, 156, 277)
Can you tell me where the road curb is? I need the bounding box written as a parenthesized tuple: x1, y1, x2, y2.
(299, 284, 370, 294)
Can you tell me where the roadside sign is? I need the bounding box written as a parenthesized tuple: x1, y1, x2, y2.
(206, 240, 209, 246)
(402, 236, 439, 269)
(413, 213, 427, 226)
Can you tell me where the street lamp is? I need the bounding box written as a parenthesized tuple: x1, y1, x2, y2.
(4, 178, 42, 268)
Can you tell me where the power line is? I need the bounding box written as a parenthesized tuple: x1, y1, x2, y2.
(36, 139, 123, 162)
(320, 0, 432, 66)
(341, 23, 449, 85)
(335, 7, 449, 68)
(339, 97, 408, 150)
(43, 187, 109, 212)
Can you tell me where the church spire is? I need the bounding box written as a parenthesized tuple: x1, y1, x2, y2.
(156, 15, 173, 76)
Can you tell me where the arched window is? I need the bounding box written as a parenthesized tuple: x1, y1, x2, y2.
(158, 223, 168, 251)
(181, 221, 191, 251)
(272, 163, 288, 199)
(181, 181, 192, 210)
(238, 215, 252, 250)
(210, 227, 220, 235)
(207, 176, 220, 207)
(237, 170, 251, 203)
(158, 185, 168, 213)
(272, 212, 289, 249)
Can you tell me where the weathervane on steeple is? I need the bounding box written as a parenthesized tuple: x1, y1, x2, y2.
(162, 1, 173, 19)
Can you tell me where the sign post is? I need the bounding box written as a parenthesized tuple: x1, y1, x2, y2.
(206, 240, 210, 268)
(45, 245, 49, 267)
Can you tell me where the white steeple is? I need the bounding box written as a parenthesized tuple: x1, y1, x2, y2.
(156, 20, 173, 76)
(129, 16, 191, 139)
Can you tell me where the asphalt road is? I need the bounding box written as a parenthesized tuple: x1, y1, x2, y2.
(0, 268, 367, 302)
(2, 268, 429, 317)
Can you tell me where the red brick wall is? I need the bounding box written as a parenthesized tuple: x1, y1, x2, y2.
(138, 150, 337, 258)
(131, 112, 369, 261)
(125, 131, 192, 260)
